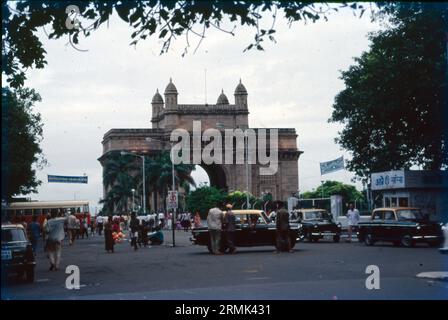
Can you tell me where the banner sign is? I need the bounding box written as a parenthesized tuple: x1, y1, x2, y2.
(48, 175, 88, 184)
(320, 156, 344, 175)
(167, 191, 178, 210)
(371, 170, 405, 190)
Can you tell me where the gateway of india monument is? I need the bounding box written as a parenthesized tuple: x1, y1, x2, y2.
(99, 79, 302, 210)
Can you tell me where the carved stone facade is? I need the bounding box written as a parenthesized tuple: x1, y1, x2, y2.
(99, 79, 302, 211)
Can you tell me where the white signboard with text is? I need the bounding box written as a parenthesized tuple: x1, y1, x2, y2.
(167, 191, 178, 210)
(371, 170, 405, 190)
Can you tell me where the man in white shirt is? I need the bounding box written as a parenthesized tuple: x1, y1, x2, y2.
(158, 212, 165, 229)
(207, 205, 224, 255)
(45, 212, 67, 271)
(346, 202, 360, 242)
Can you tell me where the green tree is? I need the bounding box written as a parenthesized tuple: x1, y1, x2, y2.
(101, 151, 139, 214)
(185, 184, 225, 218)
(142, 151, 196, 212)
(225, 190, 260, 209)
(1, 87, 46, 201)
(101, 172, 136, 214)
(301, 181, 364, 204)
(2, 1, 377, 88)
(330, 3, 448, 182)
(102, 151, 139, 190)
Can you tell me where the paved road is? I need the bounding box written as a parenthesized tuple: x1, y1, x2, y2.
(2, 230, 447, 300)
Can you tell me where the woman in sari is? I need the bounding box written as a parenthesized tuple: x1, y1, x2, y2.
(104, 216, 114, 253)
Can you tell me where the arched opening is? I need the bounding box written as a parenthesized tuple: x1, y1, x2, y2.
(190, 164, 228, 192)
(199, 164, 228, 192)
(190, 165, 210, 189)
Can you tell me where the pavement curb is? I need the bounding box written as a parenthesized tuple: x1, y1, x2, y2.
(416, 272, 448, 282)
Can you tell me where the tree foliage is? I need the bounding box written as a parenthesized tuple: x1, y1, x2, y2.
(225, 190, 260, 209)
(300, 180, 364, 204)
(100, 150, 195, 213)
(2, 1, 375, 88)
(143, 151, 195, 211)
(1, 87, 46, 201)
(185, 184, 226, 218)
(330, 3, 448, 182)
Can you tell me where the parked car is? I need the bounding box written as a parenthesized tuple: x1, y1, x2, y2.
(190, 210, 301, 253)
(1, 224, 36, 282)
(293, 209, 342, 243)
(357, 207, 444, 247)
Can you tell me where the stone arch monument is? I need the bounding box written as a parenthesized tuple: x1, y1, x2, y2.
(99, 79, 302, 210)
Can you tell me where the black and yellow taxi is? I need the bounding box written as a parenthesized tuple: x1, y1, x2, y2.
(357, 207, 444, 247)
(1, 224, 36, 282)
(293, 209, 342, 243)
(191, 210, 301, 253)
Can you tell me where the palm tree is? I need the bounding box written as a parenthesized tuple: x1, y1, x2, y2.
(102, 151, 139, 213)
(140, 151, 196, 212)
(102, 151, 139, 188)
(108, 173, 135, 213)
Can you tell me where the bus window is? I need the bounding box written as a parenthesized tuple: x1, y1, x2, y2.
(50, 208, 58, 215)
(77, 207, 81, 213)
(83, 205, 89, 213)
(42, 208, 50, 215)
(34, 209, 42, 215)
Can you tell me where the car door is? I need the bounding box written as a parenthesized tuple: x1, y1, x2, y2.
(371, 210, 385, 239)
(382, 210, 397, 241)
(254, 215, 275, 245)
(238, 214, 257, 246)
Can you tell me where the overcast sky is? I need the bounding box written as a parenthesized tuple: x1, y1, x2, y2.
(23, 7, 381, 211)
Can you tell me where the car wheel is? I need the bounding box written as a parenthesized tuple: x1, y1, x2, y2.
(401, 235, 414, 247)
(25, 267, 35, 283)
(364, 233, 375, 246)
(333, 235, 340, 243)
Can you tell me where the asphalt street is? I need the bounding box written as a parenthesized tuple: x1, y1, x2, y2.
(2, 230, 447, 300)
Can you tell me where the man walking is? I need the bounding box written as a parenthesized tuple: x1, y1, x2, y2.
(28, 216, 41, 253)
(346, 202, 360, 242)
(223, 204, 236, 254)
(129, 212, 140, 251)
(207, 203, 224, 255)
(96, 215, 104, 235)
(275, 201, 293, 253)
(45, 212, 67, 271)
(67, 212, 77, 245)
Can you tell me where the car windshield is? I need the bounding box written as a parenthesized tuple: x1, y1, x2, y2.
(1, 228, 27, 242)
(304, 211, 331, 220)
(396, 209, 424, 221)
(234, 214, 266, 224)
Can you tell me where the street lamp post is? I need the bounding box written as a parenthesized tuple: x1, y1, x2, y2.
(321, 180, 324, 199)
(131, 188, 135, 212)
(121, 151, 146, 215)
(145, 137, 176, 247)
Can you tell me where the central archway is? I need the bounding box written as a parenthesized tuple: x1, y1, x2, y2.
(199, 164, 228, 192)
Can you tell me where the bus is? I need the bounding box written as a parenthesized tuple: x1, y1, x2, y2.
(3, 200, 91, 226)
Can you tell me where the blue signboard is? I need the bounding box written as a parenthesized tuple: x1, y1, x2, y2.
(48, 175, 88, 184)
